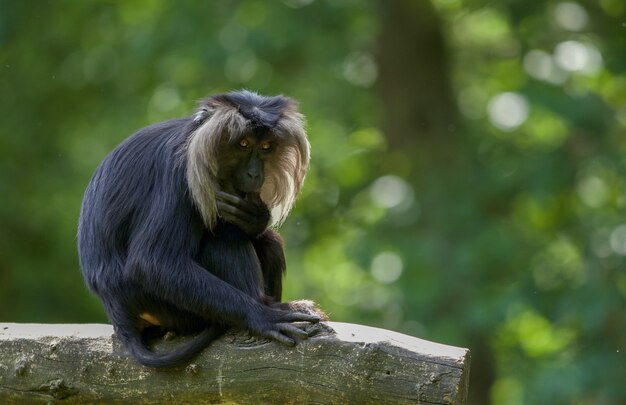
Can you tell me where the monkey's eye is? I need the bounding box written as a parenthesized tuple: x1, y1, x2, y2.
(259, 141, 272, 151)
(238, 138, 251, 148)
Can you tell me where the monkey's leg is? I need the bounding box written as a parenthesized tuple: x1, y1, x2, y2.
(253, 229, 286, 302)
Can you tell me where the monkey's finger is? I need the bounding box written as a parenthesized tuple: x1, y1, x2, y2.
(216, 192, 244, 207)
(220, 211, 249, 232)
(216, 205, 238, 221)
(277, 323, 309, 340)
(217, 201, 255, 223)
(216, 192, 258, 215)
(216, 201, 238, 217)
(244, 193, 266, 207)
(265, 330, 296, 346)
(216, 200, 255, 220)
(219, 192, 266, 218)
(281, 312, 321, 323)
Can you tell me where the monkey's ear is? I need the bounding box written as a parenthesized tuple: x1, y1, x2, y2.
(193, 105, 215, 124)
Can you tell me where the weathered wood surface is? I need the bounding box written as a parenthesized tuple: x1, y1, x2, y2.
(0, 322, 470, 404)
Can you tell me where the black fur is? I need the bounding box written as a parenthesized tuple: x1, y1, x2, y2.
(210, 90, 290, 129)
(78, 91, 315, 368)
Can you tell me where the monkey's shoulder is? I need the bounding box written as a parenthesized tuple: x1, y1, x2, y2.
(116, 118, 193, 152)
(89, 118, 195, 199)
(99, 118, 195, 172)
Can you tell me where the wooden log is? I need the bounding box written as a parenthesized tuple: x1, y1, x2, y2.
(0, 322, 470, 404)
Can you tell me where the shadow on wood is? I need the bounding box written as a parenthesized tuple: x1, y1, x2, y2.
(0, 322, 470, 404)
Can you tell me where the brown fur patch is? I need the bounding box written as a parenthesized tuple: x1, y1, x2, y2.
(284, 299, 329, 321)
(138, 312, 161, 327)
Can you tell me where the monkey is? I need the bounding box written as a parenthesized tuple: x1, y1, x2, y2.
(77, 90, 325, 368)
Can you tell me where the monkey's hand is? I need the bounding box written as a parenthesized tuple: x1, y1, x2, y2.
(247, 306, 320, 346)
(216, 191, 271, 238)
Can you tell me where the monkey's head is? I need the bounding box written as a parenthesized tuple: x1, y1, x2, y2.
(186, 90, 310, 230)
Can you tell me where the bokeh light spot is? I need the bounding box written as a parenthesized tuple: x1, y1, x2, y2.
(370, 252, 403, 284)
(342, 52, 378, 87)
(554, 41, 603, 75)
(554, 2, 588, 31)
(369, 175, 413, 209)
(487, 92, 529, 131)
(610, 225, 626, 255)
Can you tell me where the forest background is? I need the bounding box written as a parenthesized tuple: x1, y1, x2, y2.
(1, 1, 625, 404)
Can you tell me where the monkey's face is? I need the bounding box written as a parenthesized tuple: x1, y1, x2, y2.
(217, 132, 276, 198)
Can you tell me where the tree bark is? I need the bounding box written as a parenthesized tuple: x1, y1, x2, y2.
(0, 322, 469, 404)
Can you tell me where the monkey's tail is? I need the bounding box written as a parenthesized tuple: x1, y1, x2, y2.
(120, 325, 223, 369)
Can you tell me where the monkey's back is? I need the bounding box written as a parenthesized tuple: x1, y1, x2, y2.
(77, 118, 193, 293)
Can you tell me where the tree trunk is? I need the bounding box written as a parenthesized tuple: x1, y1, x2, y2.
(0, 322, 469, 404)
(377, 0, 459, 154)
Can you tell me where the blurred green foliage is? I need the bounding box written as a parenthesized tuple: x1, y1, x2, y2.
(1, 1, 625, 404)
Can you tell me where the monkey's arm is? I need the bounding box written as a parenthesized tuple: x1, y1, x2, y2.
(127, 250, 317, 345)
(126, 207, 316, 345)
